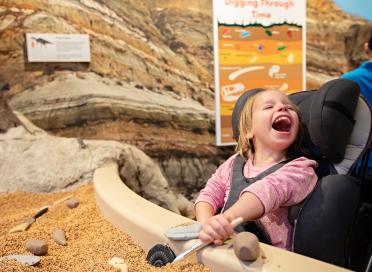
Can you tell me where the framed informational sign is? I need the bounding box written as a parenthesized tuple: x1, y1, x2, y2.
(26, 33, 90, 62)
(213, 0, 306, 145)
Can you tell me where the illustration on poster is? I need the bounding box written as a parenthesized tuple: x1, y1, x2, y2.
(221, 83, 245, 101)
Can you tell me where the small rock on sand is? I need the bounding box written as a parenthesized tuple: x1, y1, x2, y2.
(25, 240, 48, 256)
(52, 228, 67, 246)
(108, 257, 128, 272)
(66, 198, 80, 209)
(0, 255, 40, 266)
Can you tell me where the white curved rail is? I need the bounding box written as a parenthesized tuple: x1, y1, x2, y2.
(93, 163, 349, 272)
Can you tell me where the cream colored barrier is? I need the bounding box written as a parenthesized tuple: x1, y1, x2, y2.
(93, 163, 349, 272)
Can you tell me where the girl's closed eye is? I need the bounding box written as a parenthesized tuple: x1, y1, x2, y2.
(263, 104, 273, 109)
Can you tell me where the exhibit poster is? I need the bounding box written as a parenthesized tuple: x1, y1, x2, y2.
(213, 0, 306, 145)
(26, 33, 90, 62)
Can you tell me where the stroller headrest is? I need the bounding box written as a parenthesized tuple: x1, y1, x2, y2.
(291, 78, 360, 163)
(231, 79, 361, 164)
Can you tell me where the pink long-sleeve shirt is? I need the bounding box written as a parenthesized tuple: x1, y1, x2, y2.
(195, 154, 318, 250)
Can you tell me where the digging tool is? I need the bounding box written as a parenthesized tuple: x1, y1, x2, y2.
(8, 194, 73, 233)
(172, 217, 243, 263)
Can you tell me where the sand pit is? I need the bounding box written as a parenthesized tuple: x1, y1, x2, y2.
(0, 184, 210, 272)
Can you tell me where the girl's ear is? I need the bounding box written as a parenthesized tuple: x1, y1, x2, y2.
(246, 130, 253, 139)
(365, 42, 370, 54)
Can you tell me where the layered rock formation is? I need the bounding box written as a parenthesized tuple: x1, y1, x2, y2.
(0, 0, 214, 106)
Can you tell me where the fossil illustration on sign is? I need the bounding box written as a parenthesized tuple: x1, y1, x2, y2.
(31, 37, 53, 48)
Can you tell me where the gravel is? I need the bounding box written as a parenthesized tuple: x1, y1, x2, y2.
(0, 184, 210, 272)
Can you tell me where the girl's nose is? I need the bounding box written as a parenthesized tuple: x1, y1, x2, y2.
(278, 104, 289, 111)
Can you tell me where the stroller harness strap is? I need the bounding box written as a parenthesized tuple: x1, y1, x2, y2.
(222, 155, 291, 244)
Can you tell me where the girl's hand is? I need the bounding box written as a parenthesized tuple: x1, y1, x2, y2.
(198, 213, 235, 245)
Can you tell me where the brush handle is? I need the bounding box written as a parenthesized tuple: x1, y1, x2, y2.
(32, 195, 73, 218)
(9, 195, 73, 234)
(231, 217, 244, 228)
(33, 195, 72, 219)
(33, 206, 49, 218)
(53, 195, 73, 205)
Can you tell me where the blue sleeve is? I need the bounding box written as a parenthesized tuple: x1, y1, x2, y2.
(341, 71, 358, 80)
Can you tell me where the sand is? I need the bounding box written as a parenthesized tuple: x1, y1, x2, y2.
(0, 184, 210, 272)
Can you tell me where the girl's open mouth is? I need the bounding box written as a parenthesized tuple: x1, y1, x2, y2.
(272, 116, 291, 132)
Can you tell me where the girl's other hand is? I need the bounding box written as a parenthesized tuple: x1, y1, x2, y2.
(198, 213, 235, 245)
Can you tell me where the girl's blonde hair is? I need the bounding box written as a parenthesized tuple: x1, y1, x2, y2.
(235, 89, 305, 159)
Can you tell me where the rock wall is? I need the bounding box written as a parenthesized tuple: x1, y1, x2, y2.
(0, 112, 195, 217)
